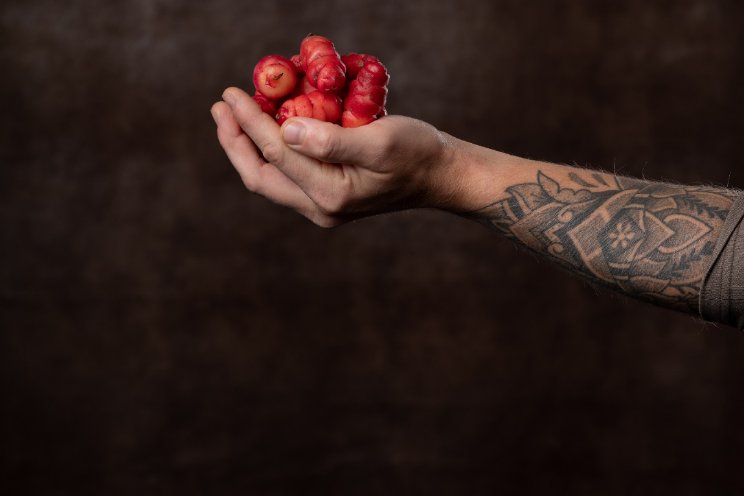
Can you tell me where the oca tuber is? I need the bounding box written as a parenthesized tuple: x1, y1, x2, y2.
(276, 91, 342, 125)
(293, 35, 346, 92)
(341, 58, 389, 128)
(248, 36, 390, 127)
(252, 55, 298, 100)
(252, 92, 277, 115)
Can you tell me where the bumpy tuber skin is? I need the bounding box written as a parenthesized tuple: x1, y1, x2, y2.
(252, 93, 277, 115)
(290, 54, 303, 74)
(341, 58, 389, 128)
(295, 35, 346, 92)
(252, 54, 299, 100)
(288, 75, 317, 98)
(276, 90, 342, 125)
(341, 53, 381, 80)
(249, 40, 387, 128)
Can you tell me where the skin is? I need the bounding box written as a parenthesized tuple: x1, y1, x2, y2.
(252, 55, 298, 100)
(298, 36, 346, 92)
(211, 87, 739, 318)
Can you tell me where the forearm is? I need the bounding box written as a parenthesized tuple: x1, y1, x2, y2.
(213, 91, 741, 324)
(443, 136, 741, 317)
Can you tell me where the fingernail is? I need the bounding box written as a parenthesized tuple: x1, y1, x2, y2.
(210, 106, 220, 125)
(283, 121, 306, 145)
(222, 90, 235, 106)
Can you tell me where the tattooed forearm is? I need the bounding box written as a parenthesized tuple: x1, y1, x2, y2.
(467, 168, 739, 314)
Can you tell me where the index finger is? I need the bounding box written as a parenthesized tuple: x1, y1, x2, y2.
(221, 87, 345, 194)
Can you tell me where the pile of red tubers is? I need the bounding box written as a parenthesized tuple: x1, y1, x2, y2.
(251, 35, 389, 128)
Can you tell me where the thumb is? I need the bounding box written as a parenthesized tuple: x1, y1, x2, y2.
(281, 117, 376, 165)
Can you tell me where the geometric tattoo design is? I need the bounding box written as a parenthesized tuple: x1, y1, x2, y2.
(469, 170, 738, 313)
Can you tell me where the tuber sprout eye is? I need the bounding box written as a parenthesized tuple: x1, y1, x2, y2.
(252, 55, 298, 100)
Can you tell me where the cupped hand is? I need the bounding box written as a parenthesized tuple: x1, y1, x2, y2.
(211, 87, 463, 227)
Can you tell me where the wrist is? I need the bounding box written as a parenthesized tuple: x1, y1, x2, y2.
(428, 134, 522, 213)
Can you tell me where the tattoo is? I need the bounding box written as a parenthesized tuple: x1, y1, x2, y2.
(469, 170, 738, 313)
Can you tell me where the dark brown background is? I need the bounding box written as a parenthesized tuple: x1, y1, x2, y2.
(2, 0, 744, 494)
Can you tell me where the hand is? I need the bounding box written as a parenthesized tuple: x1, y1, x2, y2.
(211, 87, 463, 227)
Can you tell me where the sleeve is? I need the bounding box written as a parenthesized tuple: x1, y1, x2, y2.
(699, 194, 744, 330)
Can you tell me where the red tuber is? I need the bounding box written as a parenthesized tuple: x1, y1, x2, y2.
(290, 54, 304, 74)
(288, 75, 317, 98)
(294, 35, 346, 92)
(252, 92, 277, 115)
(276, 90, 342, 125)
(252, 54, 299, 100)
(248, 37, 389, 128)
(341, 58, 389, 128)
(340, 53, 381, 80)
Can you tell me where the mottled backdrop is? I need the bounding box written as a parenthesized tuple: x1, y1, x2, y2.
(2, 0, 744, 494)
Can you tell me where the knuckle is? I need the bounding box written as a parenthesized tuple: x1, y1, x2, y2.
(313, 129, 336, 159)
(316, 194, 342, 216)
(376, 131, 396, 157)
(241, 176, 256, 192)
(310, 214, 342, 229)
(298, 207, 342, 228)
(315, 186, 350, 216)
(315, 198, 337, 216)
(240, 173, 260, 194)
(261, 142, 284, 164)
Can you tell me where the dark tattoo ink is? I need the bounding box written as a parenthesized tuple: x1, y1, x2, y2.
(468, 170, 738, 312)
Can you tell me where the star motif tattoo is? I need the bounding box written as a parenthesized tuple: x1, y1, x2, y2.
(468, 170, 738, 312)
(609, 222, 636, 250)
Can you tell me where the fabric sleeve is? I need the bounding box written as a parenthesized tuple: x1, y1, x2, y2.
(699, 194, 744, 330)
